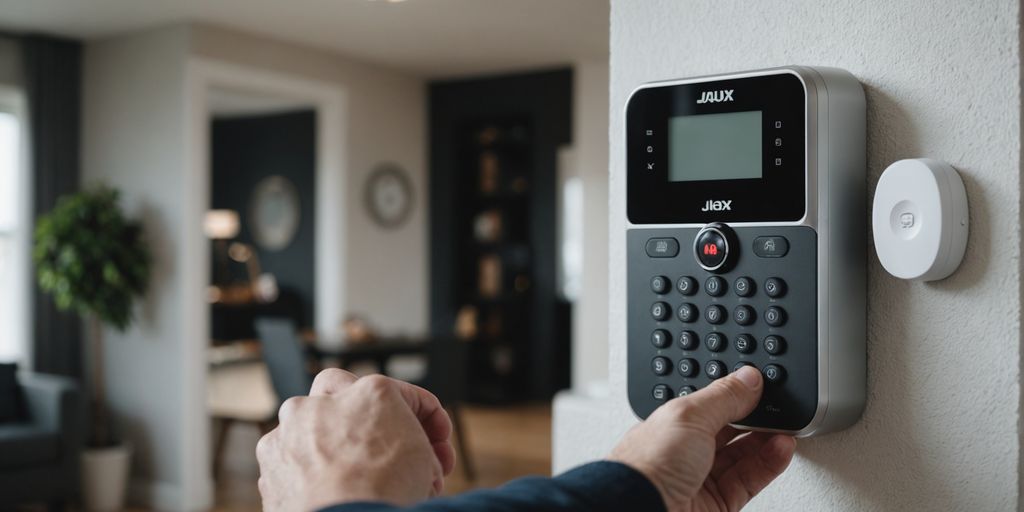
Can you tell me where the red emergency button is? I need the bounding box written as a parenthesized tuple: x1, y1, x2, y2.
(694, 223, 737, 273)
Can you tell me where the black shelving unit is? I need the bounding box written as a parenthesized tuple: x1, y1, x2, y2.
(429, 69, 573, 403)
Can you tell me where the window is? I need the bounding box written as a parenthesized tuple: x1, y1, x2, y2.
(0, 95, 27, 364)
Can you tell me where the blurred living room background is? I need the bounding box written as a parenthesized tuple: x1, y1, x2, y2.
(0, 1, 610, 510)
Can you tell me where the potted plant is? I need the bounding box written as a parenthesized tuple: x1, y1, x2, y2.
(34, 186, 151, 511)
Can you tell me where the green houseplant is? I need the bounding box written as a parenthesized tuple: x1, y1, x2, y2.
(34, 186, 150, 510)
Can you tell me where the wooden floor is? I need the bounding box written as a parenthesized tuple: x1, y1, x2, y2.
(212, 402, 552, 511)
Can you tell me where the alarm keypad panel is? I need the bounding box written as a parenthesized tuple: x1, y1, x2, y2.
(627, 226, 818, 431)
(625, 66, 867, 436)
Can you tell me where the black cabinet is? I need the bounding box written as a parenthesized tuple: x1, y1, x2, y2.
(429, 69, 572, 403)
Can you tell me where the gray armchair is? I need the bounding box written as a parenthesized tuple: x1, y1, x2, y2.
(0, 372, 83, 509)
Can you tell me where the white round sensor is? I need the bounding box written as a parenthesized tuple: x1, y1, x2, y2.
(872, 158, 968, 281)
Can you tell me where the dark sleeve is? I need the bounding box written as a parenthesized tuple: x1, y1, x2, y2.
(318, 461, 665, 512)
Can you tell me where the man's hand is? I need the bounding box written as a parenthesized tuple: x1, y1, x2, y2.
(610, 366, 796, 512)
(256, 370, 456, 512)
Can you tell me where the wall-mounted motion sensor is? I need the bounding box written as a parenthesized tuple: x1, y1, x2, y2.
(872, 158, 968, 281)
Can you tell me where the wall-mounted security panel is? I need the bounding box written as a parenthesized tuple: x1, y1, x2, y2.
(625, 67, 866, 436)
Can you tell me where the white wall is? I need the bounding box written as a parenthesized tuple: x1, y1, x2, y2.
(82, 22, 427, 509)
(556, 1, 1024, 510)
(82, 25, 199, 508)
(571, 58, 610, 389)
(191, 24, 428, 336)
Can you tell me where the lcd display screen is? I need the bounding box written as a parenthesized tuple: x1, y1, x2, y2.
(668, 110, 762, 182)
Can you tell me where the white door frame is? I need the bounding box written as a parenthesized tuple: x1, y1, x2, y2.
(182, 57, 347, 507)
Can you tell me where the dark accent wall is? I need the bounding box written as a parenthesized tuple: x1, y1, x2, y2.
(211, 110, 316, 328)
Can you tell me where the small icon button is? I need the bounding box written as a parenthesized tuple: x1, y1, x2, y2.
(774, 137, 782, 147)
(650, 275, 670, 294)
(704, 276, 726, 297)
(645, 129, 654, 136)
(734, 276, 755, 297)
(651, 302, 671, 321)
(764, 335, 786, 355)
(676, 276, 698, 296)
(764, 306, 787, 327)
(677, 303, 698, 323)
(733, 361, 756, 373)
(735, 334, 755, 354)
(900, 212, 915, 228)
(678, 358, 698, 378)
(774, 157, 782, 166)
(647, 145, 654, 153)
(651, 329, 671, 349)
(645, 237, 679, 258)
(705, 360, 727, 380)
(705, 332, 726, 352)
(652, 384, 671, 402)
(734, 305, 755, 326)
(753, 236, 789, 258)
(764, 277, 787, 298)
(678, 330, 698, 351)
(705, 304, 726, 325)
(652, 356, 671, 376)
(774, 121, 782, 129)
(763, 364, 786, 384)
(647, 162, 655, 170)
(677, 385, 697, 397)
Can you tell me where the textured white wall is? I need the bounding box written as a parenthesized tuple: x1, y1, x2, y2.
(82, 25, 196, 508)
(191, 23, 428, 336)
(557, 1, 1023, 510)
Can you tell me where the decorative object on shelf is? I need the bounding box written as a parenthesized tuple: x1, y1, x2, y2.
(473, 209, 503, 242)
(250, 175, 301, 251)
(342, 315, 377, 344)
(479, 152, 499, 194)
(33, 186, 151, 512)
(365, 162, 414, 228)
(478, 254, 502, 298)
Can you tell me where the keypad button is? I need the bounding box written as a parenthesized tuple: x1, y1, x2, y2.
(753, 236, 789, 258)
(652, 356, 671, 376)
(705, 360, 727, 380)
(651, 329, 671, 349)
(764, 306, 787, 327)
(734, 305, 756, 326)
(763, 364, 787, 384)
(764, 335, 787, 355)
(678, 330, 699, 351)
(704, 276, 727, 297)
(734, 334, 755, 354)
(734, 277, 755, 297)
(705, 304, 726, 324)
(764, 277, 787, 298)
(678, 358, 698, 377)
(733, 361, 756, 373)
(651, 275, 670, 294)
(676, 276, 698, 296)
(646, 238, 679, 258)
(677, 303, 698, 323)
(651, 302, 671, 321)
(705, 332, 726, 352)
(652, 384, 671, 402)
(677, 385, 697, 397)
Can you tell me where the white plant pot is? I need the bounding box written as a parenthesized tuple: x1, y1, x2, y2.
(81, 443, 132, 512)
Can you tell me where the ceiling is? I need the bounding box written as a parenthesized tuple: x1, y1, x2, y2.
(0, 0, 609, 78)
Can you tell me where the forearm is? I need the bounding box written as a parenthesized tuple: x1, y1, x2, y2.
(318, 461, 666, 512)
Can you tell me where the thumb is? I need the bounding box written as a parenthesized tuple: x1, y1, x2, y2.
(668, 366, 763, 433)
